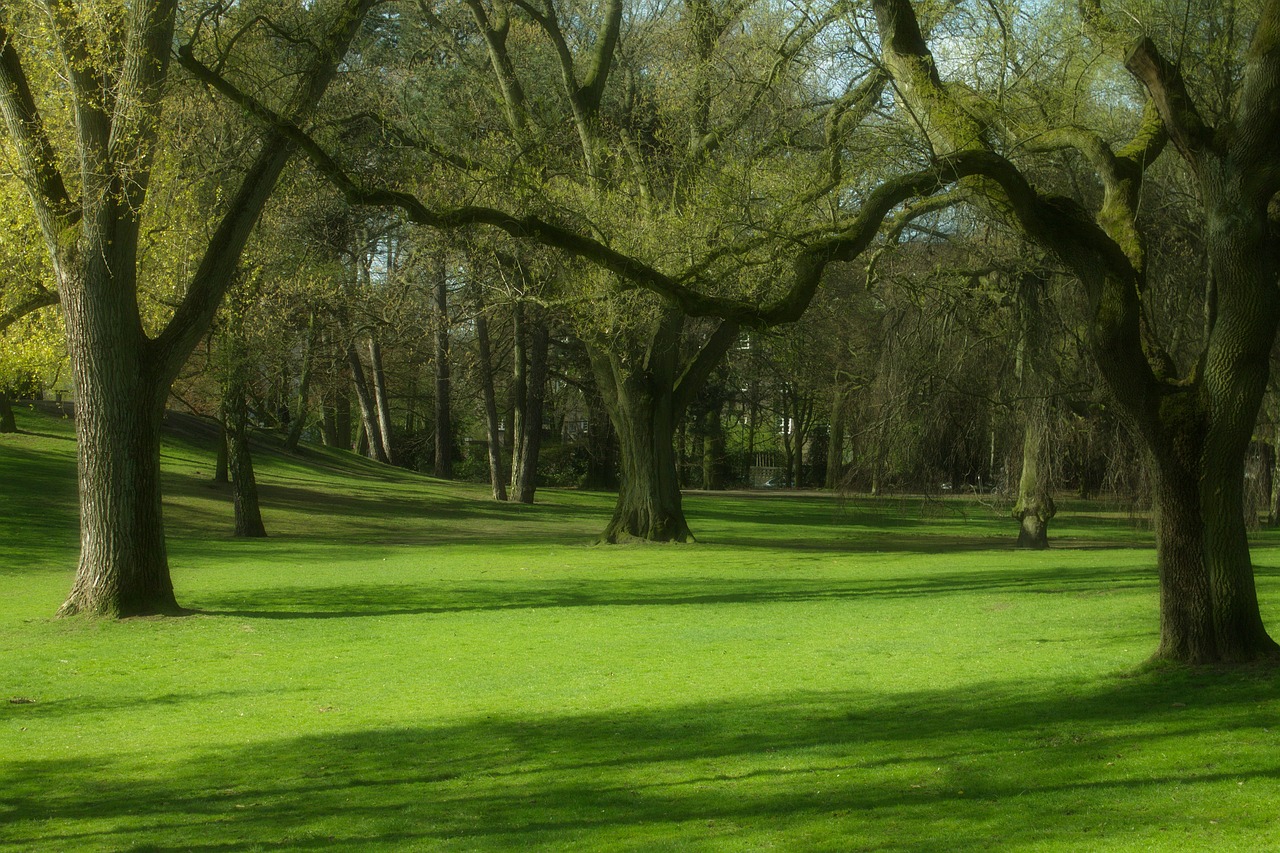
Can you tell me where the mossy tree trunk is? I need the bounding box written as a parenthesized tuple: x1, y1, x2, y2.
(1011, 271, 1056, 549)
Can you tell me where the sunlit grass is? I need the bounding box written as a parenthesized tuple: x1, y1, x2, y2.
(2, 405, 1279, 851)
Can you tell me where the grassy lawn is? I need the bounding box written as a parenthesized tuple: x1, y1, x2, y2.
(2, 406, 1279, 851)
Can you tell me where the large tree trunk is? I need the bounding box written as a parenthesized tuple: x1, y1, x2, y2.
(1012, 272, 1056, 549)
(595, 356, 690, 542)
(589, 310, 738, 542)
(1013, 400, 1055, 549)
(474, 304, 507, 501)
(433, 262, 454, 479)
(57, 272, 180, 617)
(510, 302, 548, 504)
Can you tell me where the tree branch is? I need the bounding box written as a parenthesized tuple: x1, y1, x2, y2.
(674, 319, 740, 414)
(0, 20, 77, 239)
(1124, 36, 1211, 164)
(155, 0, 378, 377)
(0, 285, 60, 334)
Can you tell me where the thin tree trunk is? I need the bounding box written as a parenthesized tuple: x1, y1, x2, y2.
(0, 390, 15, 433)
(225, 373, 267, 538)
(284, 310, 317, 452)
(347, 342, 388, 463)
(433, 261, 453, 478)
(1012, 271, 1056, 549)
(512, 303, 548, 503)
(1013, 400, 1055, 548)
(702, 404, 727, 490)
(475, 305, 507, 501)
(368, 338, 396, 466)
(321, 393, 339, 447)
(510, 301, 528, 491)
(825, 385, 846, 490)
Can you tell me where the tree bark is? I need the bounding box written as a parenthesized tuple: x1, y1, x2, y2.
(1013, 401, 1055, 549)
(56, 267, 180, 617)
(284, 310, 317, 452)
(702, 404, 727, 490)
(0, 390, 16, 433)
(1012, 271, 1056, 549)
(474, 303, 507, 500)
(511, 302, 548, 503)
(225, 371, 267, 538)
(825, 385, 846, 490)
(433, 260, 454, 478)
(589, 310, 738, 542)
(368, 338, 397, 466)
(347, 342, 388, 463)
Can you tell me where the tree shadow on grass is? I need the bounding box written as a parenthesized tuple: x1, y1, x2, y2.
(3, 671, 1277, 850)
(190, 561, 1156, 620)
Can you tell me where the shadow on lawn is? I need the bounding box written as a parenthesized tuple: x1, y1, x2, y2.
(3, 671, 1278, 850)
(192, 561, 1155, 620)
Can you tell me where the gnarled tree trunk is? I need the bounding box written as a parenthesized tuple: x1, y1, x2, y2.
(589, 309, 738, 543)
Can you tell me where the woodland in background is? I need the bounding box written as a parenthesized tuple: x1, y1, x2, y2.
(4, 0, 1280, 662)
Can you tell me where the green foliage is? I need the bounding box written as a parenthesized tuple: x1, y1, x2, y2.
(3, 406, 1279, 849)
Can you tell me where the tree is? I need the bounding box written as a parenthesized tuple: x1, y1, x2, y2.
(866, 0, 1280, 661)
(0, 0, 375, 616)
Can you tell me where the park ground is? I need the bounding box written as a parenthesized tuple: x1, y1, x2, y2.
(2, 406, 1279, 851)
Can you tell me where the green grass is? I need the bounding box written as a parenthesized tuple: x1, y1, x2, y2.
(2, 405, 1279, 851)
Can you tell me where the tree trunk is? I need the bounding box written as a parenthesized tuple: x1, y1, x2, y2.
(1013, 400, 1055, 549)
(589, 310, 738, 542)
(57, 273, 180, 617)
(474, 305, 507, 501)
(1012, 271, 1056, 549)
(825, 385, 846, 489)
(368, 338, 397, 466)
(0, 391, 16, 433)
(347, 342, 388, 463)
(321, 395, 339, 447)
(595, 357, 690, 542)
(511, 303, 548, 504)
(583, 377, 620, 491)
(433, 262, 454, 479)
(225, 375, 267, 538)
(510, 302, 528, 490)
(702, 404, 727, 490)
(284, 311, 317, 452)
